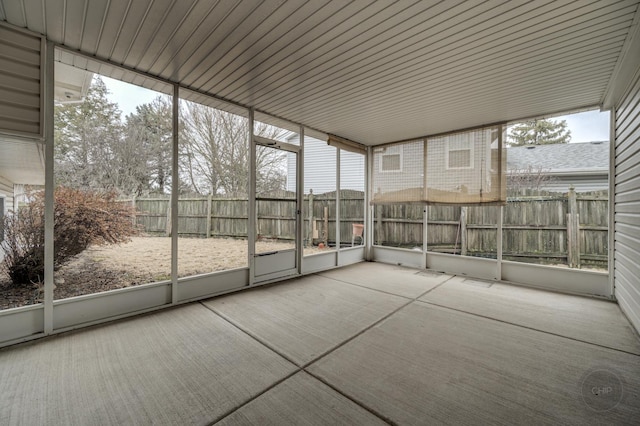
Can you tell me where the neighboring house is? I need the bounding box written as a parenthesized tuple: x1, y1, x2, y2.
(0, 175, 11, 213)
(0, 140, 46, 210)
(371, 127, 501, 202)
(0, 141, 45, 243)
(506, 141, 609, 192)
(0, 175, 9, 241)
(286, 135, 609, 196)
(295, 130, 499, 198)
(0, 62, 92, 239)
(286, 134, 365, 194)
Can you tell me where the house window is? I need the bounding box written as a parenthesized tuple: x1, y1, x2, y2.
(379, 147, 403, 172)
(446, 134, 474, 169)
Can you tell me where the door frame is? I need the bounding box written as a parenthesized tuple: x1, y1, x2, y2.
(249, 109, 302, 285)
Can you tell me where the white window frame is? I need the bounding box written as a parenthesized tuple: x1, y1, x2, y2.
(445, 135, 474, 170)
(378, 146, 403, 173)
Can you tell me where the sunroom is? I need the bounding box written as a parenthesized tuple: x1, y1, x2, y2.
(1, 1, 639, 423)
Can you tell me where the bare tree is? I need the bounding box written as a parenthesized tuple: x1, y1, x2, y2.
(507, 166, 556, 193)
(179, 101, 288, 197)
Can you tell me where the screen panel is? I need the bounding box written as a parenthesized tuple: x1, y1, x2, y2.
(371, 125, 506, 205)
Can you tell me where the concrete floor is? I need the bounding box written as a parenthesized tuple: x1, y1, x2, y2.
(1, 262, 639, 425)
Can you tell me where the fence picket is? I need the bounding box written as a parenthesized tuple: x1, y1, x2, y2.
(124, 189, 608, 268)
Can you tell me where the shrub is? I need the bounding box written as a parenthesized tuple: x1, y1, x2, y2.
(0, 187, 137, 286)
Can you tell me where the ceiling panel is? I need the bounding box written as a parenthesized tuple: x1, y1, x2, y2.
(190, 0, 333, 90)
(2, 0, 639, 145)
(122, 0, 181, 69)
(258, 2, 632, 114)
(1, 0, 25, 27)
(235, 0, 506, 106)
(205, 0, 380, 98)
(208, 0, 430, 98)
(62, 0, 87, 50)
(21, 0, 44, 34)
(183, 0, 310, 88)
(147, 0, 243, 79)
(308, 42, 623, 125)
(44, 0, 66, 43)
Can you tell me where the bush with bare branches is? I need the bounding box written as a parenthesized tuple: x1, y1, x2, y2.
(507, 166, 557, 194)
(1, 187, 137, 286)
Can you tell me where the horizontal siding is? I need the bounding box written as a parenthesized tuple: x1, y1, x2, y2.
(0, 174, 14, 213)
(614, 67, 640, 335)
(0, 24, 42, 138)
(287, 133, 364, 194)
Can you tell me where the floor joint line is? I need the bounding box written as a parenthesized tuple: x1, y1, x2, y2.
(303, 369, 396, 426)
(316, 271, 455, 301)
(199, 301, 300, 365)
(416, 299, 640, 357)
(207, 368, 302, 425)
(300, 275, 456, 369)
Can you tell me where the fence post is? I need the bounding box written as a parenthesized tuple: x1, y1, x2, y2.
(567, 186, 580, 268)
(308, 190, 314, 247)
(131, 196, 136, 227)
(165, 198, 171, 237)
(324, 206, 329, 247)
(206, 194, 212, 238)
(460, 206, 467, 256)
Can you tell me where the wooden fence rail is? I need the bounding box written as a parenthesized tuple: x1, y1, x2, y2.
(122, 188, 608, 269)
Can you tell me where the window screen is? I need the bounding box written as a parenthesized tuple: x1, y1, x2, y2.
(372, 125, 506, 205)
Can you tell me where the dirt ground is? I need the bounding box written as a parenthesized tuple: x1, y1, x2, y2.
(0, 237, 327, 310)
(1, 236, 604, 310)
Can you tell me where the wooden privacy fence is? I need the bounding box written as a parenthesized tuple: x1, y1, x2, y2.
(123, 188, 608, 269)
(374, 188, 608, 269)
(123, 190, 365, 247)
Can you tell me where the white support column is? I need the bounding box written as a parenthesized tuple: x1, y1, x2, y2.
(422, 205, 428, 269)
(496, 124, 505, 281)
(296, 126, 304, 274)
(497, 206, 503, 280)
(608, 107, 616, 300)
(336, 148, 341, 263)
(422, 139, 428, 268)
(248, 108, 256, 285)
(44, 40, 54, 333)
(365, 146, 373, 261)
(171, 85, 179, 304)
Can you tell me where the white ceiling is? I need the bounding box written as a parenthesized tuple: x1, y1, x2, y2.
(54, 61, 93, 103)
(1, 0, 639, 145)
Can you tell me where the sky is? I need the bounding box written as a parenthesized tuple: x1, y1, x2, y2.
(551, 110, 609, 143)
(102, 76, 161, 118)
(103, 77, 611, 143)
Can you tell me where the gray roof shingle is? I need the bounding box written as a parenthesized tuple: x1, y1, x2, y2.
(506, 141, 609, 171)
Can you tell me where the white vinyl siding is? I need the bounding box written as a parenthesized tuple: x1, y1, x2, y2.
(0, 24, 43, 138)
(614, 68, 640, 335)
(0, 175, 13, 213)
(287, 134, 364, 194)
(0, 175, 12, 241)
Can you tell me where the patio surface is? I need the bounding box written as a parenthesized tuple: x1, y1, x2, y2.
(1, 262, 639, 424)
